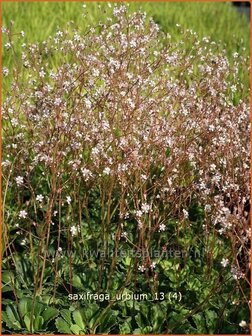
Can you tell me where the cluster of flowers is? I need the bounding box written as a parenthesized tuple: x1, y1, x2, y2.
(2, 5, 250, 278)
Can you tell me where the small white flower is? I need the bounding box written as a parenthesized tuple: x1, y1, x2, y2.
(135, 210, 143, 218)
(210, 163, 216, 171)
(231, 266, 244, 280)
(182, 209, 189, 219)
(103, 167, 111, 175)
(93, 69, 100, 77)
(130, 40, 137, 48)
(36, 194, 44, 202)
(141, 203, 150, 214)
(39, 70, 46, 78)
(221, 207, 230, 216)
(84, 99, 92, 109)
(2, 160, 11, 167)
(158, 224, 166, 232)
(66, 196, 71, 205)
(20, 31, 25, 37)
(3, 67, 9, 76)
(126, 72, 133, 80)
(239, 320, 247, 328)
(124, 212, 129, 219)
(127, 98, 135, 109)
(118, 163, 127, 172)
(54, 97, 62, 106)
(70, 225, 79, 236)
(56, 30, 63, 37)
(204, 204, 211, 212)
(121, 231, 127, 238)
(20, 238, 27, 246)
(138, 265, 146, 273)
(15, 176, 24, 186)
(57, 247, 62, 253)
(5, 42, 11, 50)
(91, 147, 99, 155)
(150, 262, 157, 270)
(81, 167, 93, 180)
(230, 85, 237, 93)
(19, 210, 27, 218)
(137, 220, 143, 229)
(220, 258, 229, 268)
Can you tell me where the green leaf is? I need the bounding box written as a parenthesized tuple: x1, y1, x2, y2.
(56, 317, 72, 334)
(2, 311, 21, 330)
(2, 285, 12, 293)
(98, 310, 118, 332)
(139, 302, 148, 319)
(151, 305, 165, 331)
(205, 310, 218, 333)
(60, 309, 73, 325)
(2, 270, 14, 284)
(70, 324, 82, 335)
(119, 318, 132, 334)
(143, 326, 153, 333)
(165, 147, 171, 157)
(124, 256, 132, 266)
(113, 127, 122, 138)
(18, 298, 28, 318)
(33, 301, 44, 316)
(192, 313, 206, 333)
(73, 310, 85, 330)
(82, 303, 99, 327)
(41, 306, 58, 325)
(34, 315, 44, 331)
(24, 314, 34, 333)
(72, 274, 83, 289)
(133, 328, 142, 334)
(6, 305, 20, 325)
(135, 313, 144, 329)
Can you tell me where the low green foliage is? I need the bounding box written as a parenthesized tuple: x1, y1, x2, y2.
(2, 298, 58, 333)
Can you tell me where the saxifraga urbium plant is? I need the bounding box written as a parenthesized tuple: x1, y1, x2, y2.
(2, 4, 250, 335)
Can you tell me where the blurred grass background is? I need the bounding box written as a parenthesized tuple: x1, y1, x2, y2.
(2, 1, 250, 60)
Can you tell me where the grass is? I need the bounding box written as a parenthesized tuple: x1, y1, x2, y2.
(2, 1, 250, 62)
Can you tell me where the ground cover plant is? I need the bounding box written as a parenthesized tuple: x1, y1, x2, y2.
(2, 2, 250, 335)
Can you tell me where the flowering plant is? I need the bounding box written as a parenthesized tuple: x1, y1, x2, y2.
(2, 4, 250, 334)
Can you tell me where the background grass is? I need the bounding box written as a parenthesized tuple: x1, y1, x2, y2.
(2, 1, 250, 63)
